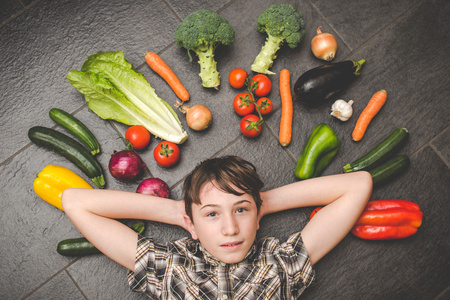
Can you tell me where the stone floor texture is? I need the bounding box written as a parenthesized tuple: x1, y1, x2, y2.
(1, 0, 449, 299)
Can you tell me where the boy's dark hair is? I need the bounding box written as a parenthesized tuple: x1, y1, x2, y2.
(183, 155, 264, 222)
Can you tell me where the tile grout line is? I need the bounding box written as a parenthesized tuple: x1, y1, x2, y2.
(0, 0, 441, 173)
(305, 0, 353, 52)
(162, 0, 183, 23)
(64, 269, 90, 300)
(0, 102, 89, 168)
(135, 0, 237, 71)
(216, 0, 237, 14)
(21, 258, 82, 300)
(170, 134, 244, 191)
(429, 143, 450, 169)
(263, 116, 299, 164)
(433, 285, 450, 300)
(342, 0, 426, 61)
(410, 124, 450, 168)
(0, 0, 43, 29)
(17, 0, 26, 8)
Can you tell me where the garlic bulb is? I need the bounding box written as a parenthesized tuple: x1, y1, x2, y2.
(331, 99, 354, 121)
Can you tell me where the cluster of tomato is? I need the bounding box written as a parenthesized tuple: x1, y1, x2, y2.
(125, 125, 180, 167)
(229, 68, 273, 138)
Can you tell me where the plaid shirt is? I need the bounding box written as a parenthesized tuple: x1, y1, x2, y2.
(128, 232, 315, 299)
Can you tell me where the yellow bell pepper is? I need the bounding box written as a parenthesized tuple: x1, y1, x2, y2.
(33, 164, 93, 211)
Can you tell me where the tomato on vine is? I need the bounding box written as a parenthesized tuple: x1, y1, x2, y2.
(125, 125, 151, 150)
(229, 68, 248, 89)
(233, 92, 255, 116)
(251, 74, 272, 97)
(256, 97, 273, 115)
(240, 114, 263, 138)
(153, 141, 180, 167)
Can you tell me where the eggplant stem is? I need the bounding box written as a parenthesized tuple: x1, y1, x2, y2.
(353, 59, 366, 76)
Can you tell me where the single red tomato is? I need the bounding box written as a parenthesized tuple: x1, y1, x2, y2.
(309, 207, 323, 220)
(233, 92, 255, 116)
(229, 68, 247, 89)
(153, 141, 180, 167)
(251, 74, 272, 97)
(240, 114, 262, 138)
(256, 97, 273, 115)
(125, 125, 151, 150)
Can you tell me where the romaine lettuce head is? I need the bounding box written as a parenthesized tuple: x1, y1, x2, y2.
(67, 51, 188, 144)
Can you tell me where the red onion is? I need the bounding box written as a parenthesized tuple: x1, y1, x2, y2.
(108, 150, 146, 182)
(136, 178, 170, 198)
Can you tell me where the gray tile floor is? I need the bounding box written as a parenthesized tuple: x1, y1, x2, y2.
(1, 0, 449, 299)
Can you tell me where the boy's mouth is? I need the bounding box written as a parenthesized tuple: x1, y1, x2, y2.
(221, 241, 243, 249)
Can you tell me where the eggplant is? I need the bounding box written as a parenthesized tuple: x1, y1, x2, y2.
(293, 59, 366, 106)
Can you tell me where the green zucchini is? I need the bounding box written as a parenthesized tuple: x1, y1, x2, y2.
(369, 155, 410, 186)
(343, 127, 409, 173)
(57, 221, 145, 256)
(28, 126, 105, 188)
(57, 237, 100, 256)
(49, 108, 100, 155)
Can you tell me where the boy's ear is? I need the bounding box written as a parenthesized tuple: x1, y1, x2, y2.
(183, 213, 198, 240)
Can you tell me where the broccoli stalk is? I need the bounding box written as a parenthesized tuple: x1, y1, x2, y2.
(175, 9, 235, 89)
(251, 34, 285, 75)
(193, 44, 219, 89)
(251, 4, 306, 75)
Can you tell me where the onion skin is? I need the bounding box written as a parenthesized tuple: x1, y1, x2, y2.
(311, 27, 338, 61)
(108, 150, 146, 182)
(136, 178, 170, 198)
(186, 104, 212, 131)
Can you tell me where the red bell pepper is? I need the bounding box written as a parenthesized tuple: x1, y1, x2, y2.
(309, 200, 423, 240)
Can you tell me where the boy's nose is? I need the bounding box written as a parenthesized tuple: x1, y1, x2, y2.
(221, 215, 239, 236)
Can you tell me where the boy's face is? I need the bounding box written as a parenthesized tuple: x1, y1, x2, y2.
(184, 182, 259, 264)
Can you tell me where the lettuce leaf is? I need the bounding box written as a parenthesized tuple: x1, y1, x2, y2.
(67, 51, 188, 144)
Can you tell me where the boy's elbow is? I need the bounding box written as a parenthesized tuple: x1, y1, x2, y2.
(61, 188, 78, 213)
(357, 171, 373, 198)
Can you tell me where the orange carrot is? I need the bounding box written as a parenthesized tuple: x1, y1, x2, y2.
(279, 69, 293, 146)
(352, 89, 387, 141)
(145, 52, 190, 102)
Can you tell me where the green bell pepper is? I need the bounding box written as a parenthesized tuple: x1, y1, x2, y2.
(295, 123, 341, 180)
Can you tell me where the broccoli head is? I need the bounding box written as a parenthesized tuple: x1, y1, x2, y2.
(251, 4, 306, 75)
(175, 9, 235, 89)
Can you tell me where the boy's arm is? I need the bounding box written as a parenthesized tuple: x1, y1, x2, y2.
(259, 171, 372, 265)
(61, 188, 186, 271)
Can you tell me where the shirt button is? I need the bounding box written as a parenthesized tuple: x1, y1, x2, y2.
(220, 262, 226, 266)
(222, 295, 228, 299)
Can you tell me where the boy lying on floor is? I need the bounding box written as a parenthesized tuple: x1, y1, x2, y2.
(62, 155, 372, 299)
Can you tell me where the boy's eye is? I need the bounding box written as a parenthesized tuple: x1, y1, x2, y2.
(236, 207, 247, 213)
(207, 212, 217, 217)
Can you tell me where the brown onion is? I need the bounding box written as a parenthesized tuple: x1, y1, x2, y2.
(311, 27, 338, 61)
(186, 104, 212, 131)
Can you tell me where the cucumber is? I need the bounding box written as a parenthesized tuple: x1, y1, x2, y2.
(57, 221, 145, 256)
(369, 155, 410, 186)
(28, 126, 105, 188)
(343, 127, 409, 173)
(57, 237, 100, 256)
(49, 108, 100, 155)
